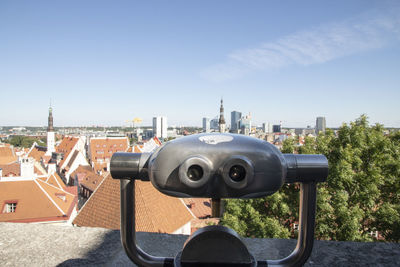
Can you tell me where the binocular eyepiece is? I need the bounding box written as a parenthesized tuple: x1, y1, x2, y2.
(111, 133, 328, 198)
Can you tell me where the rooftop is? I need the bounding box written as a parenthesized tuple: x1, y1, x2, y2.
(73, 174, 193, 233)
(0, 222, 399, 266)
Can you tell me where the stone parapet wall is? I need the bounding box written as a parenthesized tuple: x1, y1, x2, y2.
(0, 223, 399, 266)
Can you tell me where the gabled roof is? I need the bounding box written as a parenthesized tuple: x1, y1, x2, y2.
(0, 162, 20, 177)
(57, 137, 79, 167)
(38, 173, 66, 190)
(132, 137, 162, 153)
(73, 174, 193, 233)
(27, 144, 46, 162)
(0, 146, 18, 164)
(71, 165, 102, 192)
(66, 150, 79, 169)
(79, 170, 103, 192)
(182, 198, 212, 219)
(0, 177, 77, 223)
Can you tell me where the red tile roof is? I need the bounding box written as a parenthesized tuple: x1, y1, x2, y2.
(0, 162, 20, 177)
(0, 178, 77, 223)
(79, 171, 103, 192)
(182, 198, 212, 219)
(27, 145, 46, 163)
(89, 138, 128, 173)
(57, 137, 79, 167)
(73, 174, 193, 233)
(0, 146, 18, 164)
(70, 165, 103, 192)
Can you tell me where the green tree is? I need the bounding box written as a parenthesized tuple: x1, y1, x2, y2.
(221, 115, 400, 242)
(7, 136, 36, 148)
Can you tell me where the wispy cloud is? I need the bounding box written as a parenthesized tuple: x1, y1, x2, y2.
(201, 8, 400, 82)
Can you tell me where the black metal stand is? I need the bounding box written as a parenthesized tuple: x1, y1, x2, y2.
(119, 179, 317, 267)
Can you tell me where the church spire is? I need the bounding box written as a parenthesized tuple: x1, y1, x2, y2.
(45, 103, 56, 156)
(219, 98, 226, 133)
(47, 104, 54, 132)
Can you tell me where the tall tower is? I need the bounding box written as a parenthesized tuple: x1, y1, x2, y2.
(219, 98, 226, 133)
(45, 105, 56, 156)
(316, 117, 326, 134)
(230, 111, 242, 132)
(152, 116, 168, 139)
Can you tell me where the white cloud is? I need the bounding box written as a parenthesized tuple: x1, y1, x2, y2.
(201, 8, 400, 82)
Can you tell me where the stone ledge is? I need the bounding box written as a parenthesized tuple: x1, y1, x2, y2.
(0, 223, 399, 266)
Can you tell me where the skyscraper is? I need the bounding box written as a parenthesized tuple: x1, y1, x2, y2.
(45, 105, 55, 156)
(153, 116, 168, 139)
(202, 117, 210, 133)
(219, 98, 226, 133)
(239, 113, 252, 136)
(231, 111, 242, 132)
(210, 118, 219, 130)
(316, 117, 326, 134)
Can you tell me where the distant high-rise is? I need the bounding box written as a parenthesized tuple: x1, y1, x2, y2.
(262, 122, 272, 133)
(153, 116, 168, 139)
(231, 111, 242, 132)
(202, 117, 210, 133)
(273, 124, 281, 133)
(210, 118, 219, 130)
(316, 117, 326, 134)
(219, 98, 226, 133)
(45, 105, 55, 156)
(239, 113, 252, 136)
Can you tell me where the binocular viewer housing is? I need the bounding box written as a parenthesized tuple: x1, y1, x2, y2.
(111, 133, 329, 267)
(111, 133, 328, 198)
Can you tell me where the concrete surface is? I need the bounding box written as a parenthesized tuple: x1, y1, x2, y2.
(0, 223, 399, 266)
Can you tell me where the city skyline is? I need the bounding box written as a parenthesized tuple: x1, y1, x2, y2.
(1, 1, 400, 127)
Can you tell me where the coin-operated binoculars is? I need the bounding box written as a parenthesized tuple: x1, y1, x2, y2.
(111, 134, 328, 267)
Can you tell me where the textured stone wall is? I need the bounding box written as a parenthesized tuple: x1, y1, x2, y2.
(0, 223, 399, 266)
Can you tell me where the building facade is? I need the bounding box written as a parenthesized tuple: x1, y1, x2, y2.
(316, 117, 326, 134)
(202, 117, 210, 133)
(231, 111, 242, 132)
(153, 116, 168, 139)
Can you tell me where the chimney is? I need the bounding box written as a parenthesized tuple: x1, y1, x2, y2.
(20, 157, 35, 177)
(48, 163, 56, 175)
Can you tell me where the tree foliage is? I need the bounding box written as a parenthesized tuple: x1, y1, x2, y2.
(6, 136, 39, 148)
(221, 115, 400, 242)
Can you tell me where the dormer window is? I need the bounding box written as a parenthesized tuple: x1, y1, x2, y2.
(2, 202, 17, 213)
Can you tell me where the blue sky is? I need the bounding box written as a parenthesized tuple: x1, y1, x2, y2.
(1, 1, 399, 127)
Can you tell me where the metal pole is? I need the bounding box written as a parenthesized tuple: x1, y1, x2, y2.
(265, 182, 317, 267)
(120, 179, 173, 267)
(211, 198, 221, 218)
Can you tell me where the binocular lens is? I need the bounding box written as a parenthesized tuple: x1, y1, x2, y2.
(187, 165, 204, 181)
(229, 165, 246, 182)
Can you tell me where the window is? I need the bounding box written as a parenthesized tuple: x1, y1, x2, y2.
(3, 202, 17, 213)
